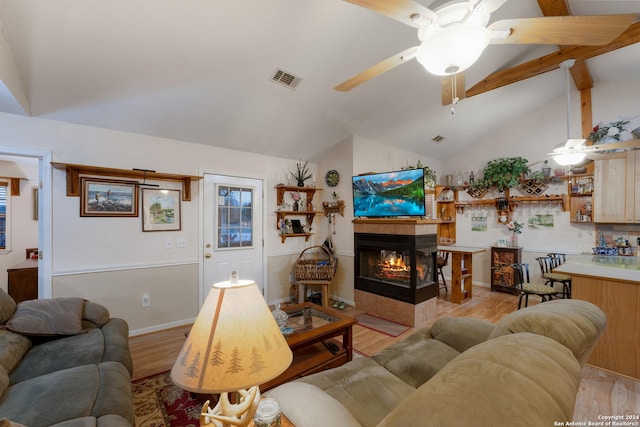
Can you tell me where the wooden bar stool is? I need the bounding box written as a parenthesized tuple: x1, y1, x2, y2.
(436, 251, 449, 294)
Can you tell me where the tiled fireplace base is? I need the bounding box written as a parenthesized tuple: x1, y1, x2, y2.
(354, 289, 437, 328)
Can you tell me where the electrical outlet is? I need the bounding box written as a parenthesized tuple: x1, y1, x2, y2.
(164, 238, 173, 249)
(176, 237, 187, 248)
(142, 294, 150, 307)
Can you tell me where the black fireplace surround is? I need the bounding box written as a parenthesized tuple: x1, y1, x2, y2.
(354, 232, 438, 304)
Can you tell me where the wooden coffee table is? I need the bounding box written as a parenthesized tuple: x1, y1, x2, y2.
(260, 302, 357, 392)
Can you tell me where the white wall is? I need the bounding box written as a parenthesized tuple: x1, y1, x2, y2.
(0, 112, 324, 333)
(443, 81, 640, 285)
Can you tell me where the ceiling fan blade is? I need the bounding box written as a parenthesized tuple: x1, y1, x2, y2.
(441, 73, 466, 106)
(334, 46, 418, 92)
(342, 0, 437, 28)
(584, 139, 640, 153)
(470, 0, 509, 14)
(489, 14, 638, 46)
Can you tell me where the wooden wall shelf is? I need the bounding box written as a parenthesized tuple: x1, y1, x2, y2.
(51, 162, 202, 201)
(455, 195, 569, 213)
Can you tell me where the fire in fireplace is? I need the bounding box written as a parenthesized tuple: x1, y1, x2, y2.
(355, 233, 437, 304)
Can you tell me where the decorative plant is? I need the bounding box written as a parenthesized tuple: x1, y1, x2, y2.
(477, 157, 530, 191)
(412, 160, 436, 189)
(506, 220, 523, 234)
(587, 120, 630, 144)
(529, 170, 546, 183)
(290, 161, 312, 187)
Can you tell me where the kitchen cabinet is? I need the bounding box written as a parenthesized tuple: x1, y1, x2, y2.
(275, 185, 322, 243)
(593, 151, 637, 223)
(435, 185, 456, 245)
(568, 173, 593, 223)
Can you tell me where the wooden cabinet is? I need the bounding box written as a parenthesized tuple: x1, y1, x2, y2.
(593, 151, 637, 223)
(275, 185, 322, 243)
(490, 246, 522, 295)
(435, 185, 456, 244)
(568, 173, 593, 223)
(7, 259, 38, 303)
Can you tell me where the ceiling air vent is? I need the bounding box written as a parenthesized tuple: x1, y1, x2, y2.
(271, 68, 303, 90)
(432, 135, 445, 143)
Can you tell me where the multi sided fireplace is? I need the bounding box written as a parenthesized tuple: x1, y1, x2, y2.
(354, 232, 438, 304)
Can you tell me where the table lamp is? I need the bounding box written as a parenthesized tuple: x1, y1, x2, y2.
(171, 272, 293, 427)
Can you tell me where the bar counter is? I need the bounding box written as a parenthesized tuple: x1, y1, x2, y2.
(555, 255, 639, 379)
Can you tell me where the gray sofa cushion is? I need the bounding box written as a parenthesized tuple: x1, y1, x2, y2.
(0, 290, 17, 324)
(372, 331, 460, 388)
(297, 357, 415, 427)
(377, 333, 582, 427)
(429, 316, 495, 352)
(0, 330, 31, 373)
(0, 361, 133, 427)
(489, 299, 607, 365)
(5, 297, 85, 336)
(10, 318, 132, 383)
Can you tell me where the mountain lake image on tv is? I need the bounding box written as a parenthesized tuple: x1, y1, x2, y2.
(352, 169, 426, 218)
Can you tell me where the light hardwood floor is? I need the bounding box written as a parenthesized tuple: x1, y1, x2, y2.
(129, 285, 640, 422)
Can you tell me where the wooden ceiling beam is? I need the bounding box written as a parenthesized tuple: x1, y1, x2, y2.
(466, 22, 640, 98)
(537, 0, 593, 130)
(537, 0, 593, 91)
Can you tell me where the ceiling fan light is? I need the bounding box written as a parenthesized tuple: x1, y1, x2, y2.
(553, 150, 586, 166)
(416, 25, 490, 76)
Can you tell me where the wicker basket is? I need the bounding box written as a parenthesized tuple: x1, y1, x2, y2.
(295, 245, 337, 281)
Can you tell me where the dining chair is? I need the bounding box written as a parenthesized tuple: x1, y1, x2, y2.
(536, 255, 572, 299)
(511, 263, 559, 309)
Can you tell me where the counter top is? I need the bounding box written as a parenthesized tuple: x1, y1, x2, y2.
(555, 254, 640, 283)
(437, 245, 487, 254)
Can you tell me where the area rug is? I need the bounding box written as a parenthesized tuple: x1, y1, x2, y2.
(355, 313, 410, 337)
(133, 350, 367, 426)
(132, 371, 203, 427)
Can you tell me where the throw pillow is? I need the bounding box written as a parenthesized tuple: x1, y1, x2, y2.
(4, 297, 85, 336)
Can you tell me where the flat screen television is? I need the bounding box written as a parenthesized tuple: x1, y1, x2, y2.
(352, 169, 426, 218)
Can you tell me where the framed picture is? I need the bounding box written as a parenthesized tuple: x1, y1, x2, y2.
(80, 178, 138, 217)
(142, 188, 181, 231)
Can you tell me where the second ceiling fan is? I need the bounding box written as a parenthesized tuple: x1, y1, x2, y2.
(334, 0, 637, 105)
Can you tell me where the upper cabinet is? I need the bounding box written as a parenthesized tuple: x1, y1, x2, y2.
(593, 151, 638, 223)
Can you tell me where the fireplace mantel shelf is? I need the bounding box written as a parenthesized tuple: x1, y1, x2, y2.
(353, 218, 441, 224)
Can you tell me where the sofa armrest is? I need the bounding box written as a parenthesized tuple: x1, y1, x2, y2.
(82, 302, 110, 328)
(266, 382, 362, 427)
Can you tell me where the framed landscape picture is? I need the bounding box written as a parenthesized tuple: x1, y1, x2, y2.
(142, 188, 181, 231)
(80, 178, 138, 217)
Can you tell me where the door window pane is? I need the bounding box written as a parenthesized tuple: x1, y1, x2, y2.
(217, 185, 253, 248)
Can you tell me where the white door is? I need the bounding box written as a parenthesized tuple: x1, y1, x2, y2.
(202, 174, 264, 300)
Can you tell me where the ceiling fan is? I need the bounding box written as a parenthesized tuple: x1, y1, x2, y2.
(546, 59, 640, 166)
(334, 0, 638, 105)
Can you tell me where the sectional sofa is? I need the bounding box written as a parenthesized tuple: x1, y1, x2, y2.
(268, 299, 607, 427)
(0, 288, 134, 427)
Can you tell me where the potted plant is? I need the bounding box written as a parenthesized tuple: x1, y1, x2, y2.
(290, 161, 312, 187)
(477, 157, 530, 191)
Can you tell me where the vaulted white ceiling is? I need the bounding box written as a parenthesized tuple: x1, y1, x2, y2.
(0, 0, 638, 161)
